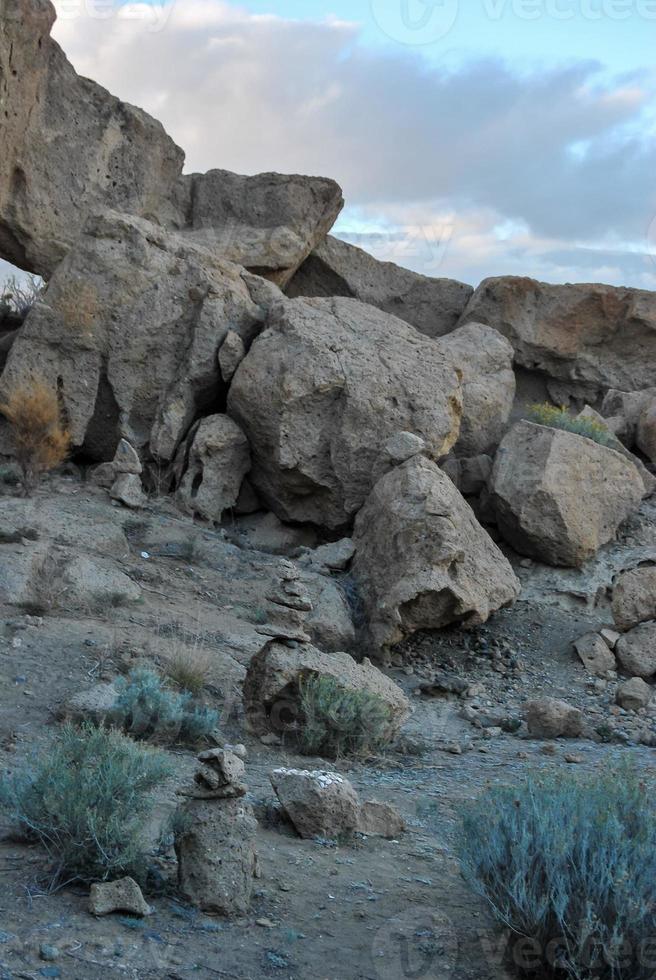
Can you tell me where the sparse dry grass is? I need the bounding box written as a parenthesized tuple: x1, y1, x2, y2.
(165, 639, 211, 696)
(0, 376, 70, 494)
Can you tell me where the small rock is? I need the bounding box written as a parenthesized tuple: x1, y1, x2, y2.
(617, 677, 652, 712)
(573, 632, 616, 677)
(356, 801, 405, 839)
(269, 768, 360, 840)
(525, 698, 583, 739)
(39, 945, 59, 962)
(564, 753, 584, 764)
(89, 877, 151, 917)
(600, 628, 621, 650)
(110, 473, 148, 509)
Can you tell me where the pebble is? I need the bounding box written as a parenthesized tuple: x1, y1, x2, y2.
(39, 944, 59, 962)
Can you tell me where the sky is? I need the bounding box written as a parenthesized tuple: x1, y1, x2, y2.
(5, 0, 656, 289)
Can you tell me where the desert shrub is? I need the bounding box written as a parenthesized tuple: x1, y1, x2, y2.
(165, 639, 210, 696)
(0, 376, 70, 494)
(458, 762, 656, 979)
(0, 724, 172, 883)
(113, 667, 218, 745)
(526, 403, 615, 448)
(298, 674, 395, 758)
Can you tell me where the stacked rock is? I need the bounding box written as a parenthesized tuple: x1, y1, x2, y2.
(175, 746, 258, 915)
(256, 558, 314, 644)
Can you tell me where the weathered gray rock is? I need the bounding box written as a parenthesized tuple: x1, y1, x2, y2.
(438, 322, 515, 456)
(228, 296, 463, 529)
(637, 398, 656, 465)
(525, 698, 583, 738)
(352, 455, 520, 650)
(612, 566, 656, 631)
(110, 474, 148, 510)
(616, 622, 656, 679)
(60, 681, 121, 726)
(304, 574, 356, 652)
(460, 276, 656, 392)
(170, 170, 343, 288)
(90, 439, 142, 490)
(243, 641, 410, 737)
(576, 406, 654, 496)
(218, 330, 246, 382)
(270, 768, 360, 839)
(177, 416, 250, 523)
(601, 388, 656, 446)
(287, 235, 473, 338)
(0, 0, 184, 277)
(616, 677, 652, 712)
(2, 211, 268, 461)
(299, 538, 356, 573)
(489, 421, 644, 567)
(89, 877, 151, 918)
(175, 798, 258, 915)
(573, 632, 616, 677)
(61, 555, 141, 608)
(356, 800, 405, 839)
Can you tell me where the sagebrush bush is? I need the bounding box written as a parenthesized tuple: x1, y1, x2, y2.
(298, 674, 395, 758)
(113, 667, 218, 744)
(0, 724, 171, 883)
(527, 403, 615, 448)
(0, 376, 70, 494)
(459, 762, 656, 979)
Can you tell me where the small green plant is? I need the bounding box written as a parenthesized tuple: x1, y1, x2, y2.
(0, 724, 172, 883)
(458, 761, 656, 979)
(526, 403, 615, 447)
(113, 667, 218, 745)
(298, 674, 395, 758)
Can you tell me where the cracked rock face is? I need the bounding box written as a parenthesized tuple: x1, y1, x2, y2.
(1, 211, 271, 462)
(228, 295, 463, 529)
(0, 0, 184, 277)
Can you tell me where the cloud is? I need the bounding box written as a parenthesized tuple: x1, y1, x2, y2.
(43, 1, 656, 287)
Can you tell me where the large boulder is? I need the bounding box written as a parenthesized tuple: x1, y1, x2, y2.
(352, 455, 520, 650)
(489, 421, 645, 567)
(437, 322, 515, 456)
(612, 566, 656, 631)
(524, 698, 583, 738)
(1, 211, 270, 461)
(242, 640, 411, 737)
(169, 171, 343, 288)
(0, 0, 184, 277)
(460, 277, 656, 392)
(615, 623, 656, 679)
(286, 235, 473, 338)
(228, 296, 463, 529)
(177, 415, 250, 523)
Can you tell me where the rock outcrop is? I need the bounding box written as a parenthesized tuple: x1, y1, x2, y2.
(228, 296, 463, 529)
(242, 641, 411, 737)
(2, 211, 270, 461)
(0, 0, 184, 277)
(489, 421, 645, 567)
(170, 171, 344, 288)
(177, 415, 250, 523)
(437, 322, 515, 456)
(352, 455, 520, 650)
(287, 235, 473, 338)
(460, 276, 656, 392)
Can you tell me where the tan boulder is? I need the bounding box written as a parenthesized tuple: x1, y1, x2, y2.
(177, 415, 250, 523)
(286, 234, 473, 338)
(228, 296, 463, 529)
(525, 698, 583, 738)
(270, 768, 361, 840)
(1, 211, 268, 462)
(437, 322, 515, 456)
(616, 677, 652, 712)
(89, 877, 151, 918)
(460, 276, 656, 391)
(575, 406, 654, 496)
(615, 623, 656, 679)
(171, 170, 344, 288)
(242, 641, 410, 737)
(489, 421, 644, 567)
(352, 455, 520, 650)
(0, 0, 183, 277)
(573, 632, 616, 677)
(612, 566, 656, 631)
